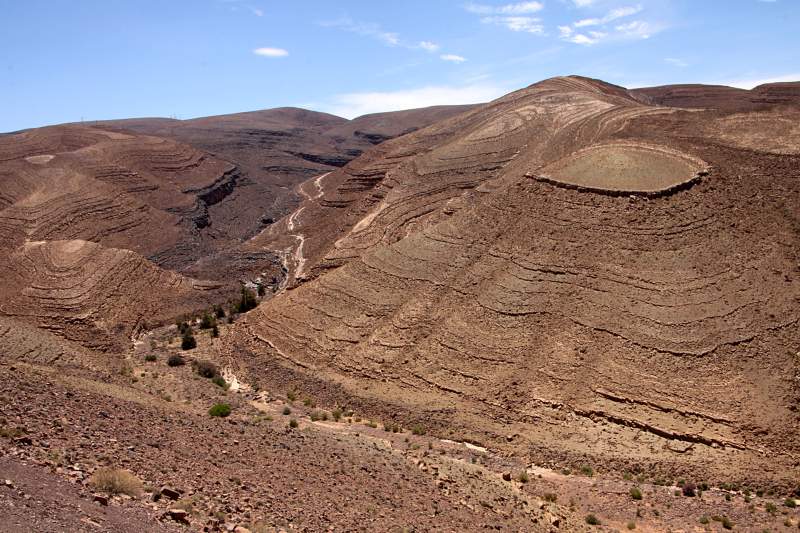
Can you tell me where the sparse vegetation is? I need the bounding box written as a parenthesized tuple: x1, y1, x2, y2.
(580, 465, 594, 477)
(211, 324, 219, 338)
(211, 375, 228, 389)
(289, 418, 298, 428)
(214, 305, 225, 319)
(786, 498, 797, 508)
(699, 515, 710, 524)
(282, 406, 291, 415)
(630, 487, 643, 500)
(234, 287, 258, 313)
(543, 493, 558, 503)
(627, 522, 636, 530)
(585, 514, 601, 526)
(181, 330, 197, 350)
(88, 468, 142, 496)
(310, 410, 328, 422)
(411, 424, 426, 435)
(200, 312, 216, 330)
(332, 408, 342, 421)
(766, 502, 778, 514)
(286, 391, 297, 402)
(682, 483, 696, 497)
(208, 403, 232, 417)
(167, 354, 186, 367)
(518, 471, 529, 483)
(194, 360, 218, 378)
(144, 353, 157, 362)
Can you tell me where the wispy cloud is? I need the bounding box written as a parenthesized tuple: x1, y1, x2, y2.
(418, 41, 440, 52)
(320, 17, 400, 46)
(558, 4, 662, 45)
(253, 47, 288, 57)
(317, 84, 506, 118)
(664, 57, 688, 68)
(250, 7, 263, 17)
(573, 5, 642, 27)
(572, 0, 596, 6)
(482, 15, 545, 33)
(440, 54, 467, 63)
(465, 2, 545, 34)
(465, 1, 544, 14)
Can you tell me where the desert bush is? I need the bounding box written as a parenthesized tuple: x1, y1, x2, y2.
(89, 468, 142, 496)
(543, 493, 558, 503)
(585, 514, 601, 525)
(411, 424, 426, 435)
(303, 397, 315, 407)
(698, 516, 710, 524)
(235, 287, 258, 313)
(332, 408, 342, 421)
(627, 522, 636, 530)
(580, 465, 594, 477)
(310, 410, 328, 422)
(167, 354, 185, 367)
(289, 418, 298, 428)
(194, 360, 218, 378)
(212, 376, 228, 389)
(214, 305, 225, 319)
(211, 325, 219, 338)
(518, 471, 529, 483)
(181, 331, 197, 350)
(200, 312, 216, 330)
(282, 406, 291, 415)
(286, 391, 297, 402)
(766, 502, 777, 514)
(209, 403, 232, 417)
(630, 487, 643, 500)
(144, 354, 157, 362)
(682, 483, 696, 497)
(786, 498, 798, 508)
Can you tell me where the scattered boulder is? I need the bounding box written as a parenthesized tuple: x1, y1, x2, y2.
(165, 509, 190, 524)
(160, 486, 182, 500)
(92, 493, 108, 506)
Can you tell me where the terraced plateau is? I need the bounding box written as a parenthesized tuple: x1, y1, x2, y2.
(2, 76, 800, 532)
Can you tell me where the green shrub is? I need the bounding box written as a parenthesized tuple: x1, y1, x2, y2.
(181, 332, 197, 350)
(214, 305, 225, 319)
(411, 424, 426, 436)
(699, 516, 710, 524)
(282, 406, 291, 415)
(144, 354, 157, 362)
(627, 522, 636, 530)
(721, 516, 734, 530)
(543, 493, 557, 503)
(332, 408, 342, 421)
(580, 465, 594, 477)
(766, 502, 777, 514)
(518, 471, 529, 483)
(630, 487, 643, 500)
(786, 498, 797, 508)
(211, 376, 228, 389)
(167, 355, 185, 367)
(235, 287, 258, 313)
(286, 391, 297, 402)
(585, 514, 601, 525)
(200, 312, 215, 329)
(208, 403, 232, 417)
(289, 418, 298, 428)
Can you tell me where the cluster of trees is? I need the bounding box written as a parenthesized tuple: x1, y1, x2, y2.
(175, 286, 261, 351)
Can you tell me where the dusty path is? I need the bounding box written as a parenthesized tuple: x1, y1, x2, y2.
(274, 172, 330, 288)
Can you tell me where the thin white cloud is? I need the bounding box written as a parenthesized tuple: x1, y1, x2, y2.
(319, 84, 506, 119)
(418, 41, 440, 52)
(466, 1, 544, 14)
(664, 57, 688, 68)
(440, 54, 467, 63)
(320, 17, 400, 46)
(481, 16, 545, 33)
(720, 73, 800, 89)
(559, 4, 662, 45)
(253, 47, 288, 57)
(574, 5, 642, 27)
(250, 7, 263, 16)
(572, 0, 596, 6)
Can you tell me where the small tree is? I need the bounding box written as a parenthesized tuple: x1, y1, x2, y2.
(200, 312, 216, 330)
(181, 331, 197, 350)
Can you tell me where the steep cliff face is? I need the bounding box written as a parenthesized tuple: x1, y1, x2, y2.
(221, 76, 800, 488)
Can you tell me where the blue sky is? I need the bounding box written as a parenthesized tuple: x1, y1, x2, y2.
(1, 0, 798, 132)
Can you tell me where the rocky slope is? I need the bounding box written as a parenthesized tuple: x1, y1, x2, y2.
(223, 76, 800, 493)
